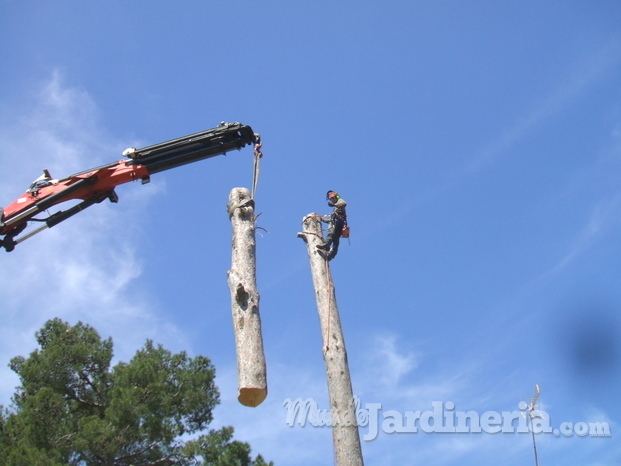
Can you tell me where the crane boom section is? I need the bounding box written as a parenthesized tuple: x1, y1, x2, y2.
(128, 122, 256, 174)
(1, 162, 149, 227)
(1, 122, 257, 252)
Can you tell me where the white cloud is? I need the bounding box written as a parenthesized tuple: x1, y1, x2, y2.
(0, 71, 179, 407)
(366, 333, 421, 390)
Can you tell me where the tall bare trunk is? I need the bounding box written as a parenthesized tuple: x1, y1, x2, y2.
(298, 213, 364, 465)
(227, 187, 267, 407)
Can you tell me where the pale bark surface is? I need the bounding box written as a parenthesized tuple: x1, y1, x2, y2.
(298, 213, 364, 466)
(227, 187, 267, 407)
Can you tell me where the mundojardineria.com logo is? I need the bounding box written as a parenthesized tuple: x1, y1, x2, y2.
(283, 397, 612, 441)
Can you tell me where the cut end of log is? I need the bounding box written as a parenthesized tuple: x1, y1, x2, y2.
(238, 387, 268, 407)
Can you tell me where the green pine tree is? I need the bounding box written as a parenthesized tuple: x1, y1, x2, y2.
(0, 318, 272, 465)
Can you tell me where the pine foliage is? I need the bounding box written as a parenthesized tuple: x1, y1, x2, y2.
(0, 318, 272, 465)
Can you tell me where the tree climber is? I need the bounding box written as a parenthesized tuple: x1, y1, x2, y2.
(317, 190, 348, 261)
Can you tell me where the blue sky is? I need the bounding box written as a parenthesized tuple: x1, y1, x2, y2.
(1, 1, 621, 464)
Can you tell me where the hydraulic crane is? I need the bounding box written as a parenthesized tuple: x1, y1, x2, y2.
(0, 122, 260, 252)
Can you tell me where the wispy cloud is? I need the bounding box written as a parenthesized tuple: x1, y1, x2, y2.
(470, 35, 621, 173)
(0, 71, 178, 407)
(351, 333, 537, 465)
(356, 333, 477, 406)
(369, 333, 421, 388)
(210, 326, 617, 465)
(548, 194, 621, 274)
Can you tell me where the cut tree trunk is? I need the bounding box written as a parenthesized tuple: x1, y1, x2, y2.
(298, 213, 364, 466)
(227, 187, 267, 407)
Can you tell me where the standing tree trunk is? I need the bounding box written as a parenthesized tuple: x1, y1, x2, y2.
(227, 187, 267, 407)
(297, 213, 364, 466)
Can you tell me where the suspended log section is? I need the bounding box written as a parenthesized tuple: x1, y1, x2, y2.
(227, 187, 267, 407)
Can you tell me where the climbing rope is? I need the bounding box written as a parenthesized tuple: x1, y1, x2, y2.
(319, 222, 333, 352)
(324, 254, 332, 352)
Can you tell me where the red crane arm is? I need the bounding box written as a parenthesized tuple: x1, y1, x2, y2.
(1, 122, 258, 252)
(1, 161, 149, 226)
